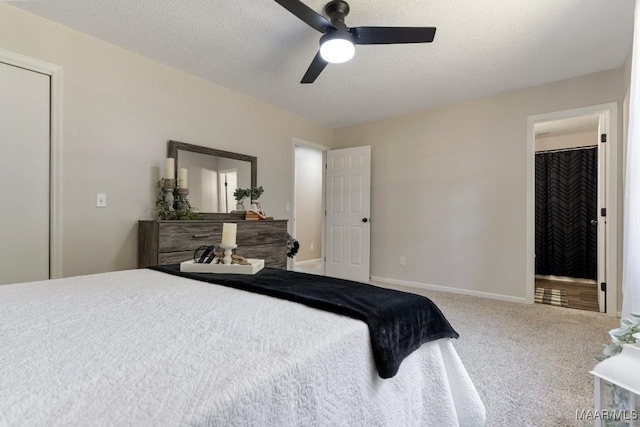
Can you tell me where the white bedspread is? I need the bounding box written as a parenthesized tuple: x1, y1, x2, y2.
(0, 269, 485, 426)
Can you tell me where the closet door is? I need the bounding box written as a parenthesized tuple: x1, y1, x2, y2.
(0, 61, 50, 285)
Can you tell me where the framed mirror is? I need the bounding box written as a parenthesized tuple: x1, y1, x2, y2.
(168, 140, 257, 215)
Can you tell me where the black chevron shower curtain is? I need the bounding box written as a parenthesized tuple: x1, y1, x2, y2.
(535, 147, 598, 280)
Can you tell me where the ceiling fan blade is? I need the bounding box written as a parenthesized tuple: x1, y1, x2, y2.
(301, 52, 328, 84)
(351, 26, 436, 45)
(274, 0, 336, 33)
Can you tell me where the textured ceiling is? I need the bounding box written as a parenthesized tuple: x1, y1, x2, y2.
(13, 0, 636, 128)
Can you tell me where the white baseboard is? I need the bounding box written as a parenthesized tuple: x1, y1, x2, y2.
(370, 276, 529, 304)
(295, 258, 322, 266)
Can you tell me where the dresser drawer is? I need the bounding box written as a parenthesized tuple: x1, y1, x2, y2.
(235, 243, 288, 269)
(158, 223, 222, 253)
(236, 221, 288, 245)
(158, 248, 286, 269)
(158, 251, 194, 265)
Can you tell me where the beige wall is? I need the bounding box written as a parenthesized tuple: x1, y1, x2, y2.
(334, 68, 625, 300)
(535, 131, 598, 152)
(294, 146, 323, 262)
(0, 4, 332, 277)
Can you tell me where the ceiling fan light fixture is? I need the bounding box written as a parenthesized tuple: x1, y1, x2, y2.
(320, 36, 355, 63)
(276, 0, 437, 83)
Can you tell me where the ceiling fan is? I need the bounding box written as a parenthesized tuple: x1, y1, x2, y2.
(274, 0, 437, 84)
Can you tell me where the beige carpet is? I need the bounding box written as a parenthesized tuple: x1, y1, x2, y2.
(372, 280, 620, 427)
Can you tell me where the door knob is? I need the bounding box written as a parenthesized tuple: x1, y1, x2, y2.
(362, 218, 368, 223)
(590, 219, 598, 226)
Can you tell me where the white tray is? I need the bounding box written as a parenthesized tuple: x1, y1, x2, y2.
(180, 259, 264, 275)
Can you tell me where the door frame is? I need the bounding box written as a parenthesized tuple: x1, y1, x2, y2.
(290, 138, 329, 273)
(0, 48, 63, 279)
(526, 102, 618, 315)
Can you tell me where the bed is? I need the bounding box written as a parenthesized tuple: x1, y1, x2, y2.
(0, 268, 485, 426)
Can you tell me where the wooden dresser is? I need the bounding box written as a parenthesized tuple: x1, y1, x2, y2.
(138, 218, 289, 269)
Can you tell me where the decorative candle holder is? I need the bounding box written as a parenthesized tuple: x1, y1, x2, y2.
(220, 244, 238, 265)
(174, 187, 190, 212)
(163, 178, 176, 211)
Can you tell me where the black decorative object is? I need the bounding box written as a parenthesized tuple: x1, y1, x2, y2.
(274, 0, 437, 83)
(194, 245, 218, 264)
(287, 234, 300, 258)
(535, 147, 598, 280)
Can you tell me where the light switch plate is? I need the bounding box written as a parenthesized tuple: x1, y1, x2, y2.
(96, 193, 107, 208)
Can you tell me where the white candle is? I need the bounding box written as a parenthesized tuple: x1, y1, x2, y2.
(221, 223, 237, 246)
(178, 168, 188, 188)
(165, 158, 175, 180)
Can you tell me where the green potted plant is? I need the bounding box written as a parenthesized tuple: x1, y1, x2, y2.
(234, 188, 250, 212)
(155, 178, 200, 220)
(250, 186, 264, 212)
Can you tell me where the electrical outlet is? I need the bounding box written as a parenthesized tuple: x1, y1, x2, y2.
(96, 193, 107, 208)
(400, 256, 406, 266)
(310, 243, 314, 250)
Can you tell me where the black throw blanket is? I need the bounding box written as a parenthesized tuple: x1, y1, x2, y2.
(150, 265, 459, 379)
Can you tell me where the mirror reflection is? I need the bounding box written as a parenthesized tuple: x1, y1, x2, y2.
(178, 151, 252, 213)
(168, 141, 257, 214)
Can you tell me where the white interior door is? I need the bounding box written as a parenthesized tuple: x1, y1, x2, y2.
(597, 114, 607, 312)
(0, 61, 50, 285)
(325, 146, 371, 282)
(219, 170, 237, 213)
